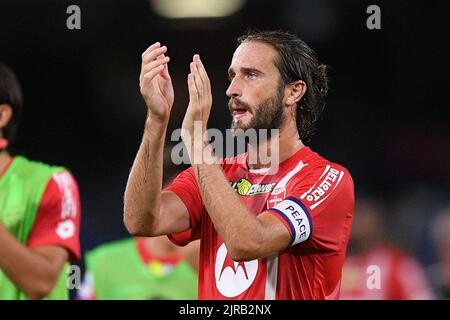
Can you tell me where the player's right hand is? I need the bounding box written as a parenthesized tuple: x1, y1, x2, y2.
(140, 42, 174, 122)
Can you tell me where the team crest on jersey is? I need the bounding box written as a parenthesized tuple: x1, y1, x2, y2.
(215, 243, 258, 297)
(266, 187, 286, 209)
(230, 178, 275, 196)
(266, 194, 285, 209)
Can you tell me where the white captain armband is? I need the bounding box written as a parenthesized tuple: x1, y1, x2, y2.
(271, 196, 313, 246)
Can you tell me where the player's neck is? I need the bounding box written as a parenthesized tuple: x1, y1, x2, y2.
(247, 123, 303, 169)
(0, 151, 12, 178)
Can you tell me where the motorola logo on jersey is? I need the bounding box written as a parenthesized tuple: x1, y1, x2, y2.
(215, 243, 258, 297)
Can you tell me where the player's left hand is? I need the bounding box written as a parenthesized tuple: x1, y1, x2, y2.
(181, 54, 212, 151)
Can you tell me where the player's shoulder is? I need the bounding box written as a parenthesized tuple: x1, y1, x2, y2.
(169, 166, 196, 183)
(13, 155, 75, 182)
(7, 157, 75, 196)
(36, 165, 80, 222)
(286, 147, 354, 207)
(298, 148, 353, 184)
(15, 155, 60, 170)
(40, 170, 79, 208)
(49, 170, 78, 191)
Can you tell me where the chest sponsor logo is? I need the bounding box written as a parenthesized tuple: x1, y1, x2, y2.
(215, 243, 258, 297)
(230, 178, 275, 196)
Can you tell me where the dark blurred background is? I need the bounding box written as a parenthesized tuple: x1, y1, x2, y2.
(1, 0, 449, 296)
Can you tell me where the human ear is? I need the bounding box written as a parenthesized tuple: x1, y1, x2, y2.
(0, 104, 12, 130)
(285, 80, 307, 106)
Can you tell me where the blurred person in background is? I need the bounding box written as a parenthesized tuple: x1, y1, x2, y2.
(341, 197, 433, 299)
(429, 206, 450, 299)
(0, 62, 81, 299)
(77, 236, 199, 300)
(77, 146, 199, 300)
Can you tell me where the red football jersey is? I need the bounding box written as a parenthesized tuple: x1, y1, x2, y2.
(0, 158, 81, 261)
(166, 147, 354, 300)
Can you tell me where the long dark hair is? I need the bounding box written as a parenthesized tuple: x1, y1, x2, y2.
(237, 30, 328, 141)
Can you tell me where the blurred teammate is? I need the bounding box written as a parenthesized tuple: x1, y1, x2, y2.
(77, 236, 198, 300)
(78, 236, 198, 300)
(341, 197, 433, 299)
(124, 30, 354, 299)
(429, 206, 450, 299)
(0, 63, 81, 299)
(78, 148, 199, 300)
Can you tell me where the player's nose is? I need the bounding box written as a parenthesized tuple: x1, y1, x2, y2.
(226, 77, 242, 98)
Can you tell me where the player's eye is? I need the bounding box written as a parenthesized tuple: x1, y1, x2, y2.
(246, 70, 258, 80)
(228, 73, 235, 82)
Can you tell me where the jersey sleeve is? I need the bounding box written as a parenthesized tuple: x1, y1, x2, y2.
(268, 164, 354, 252)
(164, 167, 203, 246)
(27, 171, 81, 261)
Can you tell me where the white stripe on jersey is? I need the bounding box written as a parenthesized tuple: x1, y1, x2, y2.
(264, 254, 279, 300)
(271, 160, 308, 195)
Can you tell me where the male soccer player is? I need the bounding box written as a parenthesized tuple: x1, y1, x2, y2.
(0, 63, 81, 299)
(124, 31, 354, 299)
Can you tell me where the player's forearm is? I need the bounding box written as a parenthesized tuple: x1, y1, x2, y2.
(124, 114, 168, 235)
(193, 161, 267, 261)
(0, 224, 64, 300)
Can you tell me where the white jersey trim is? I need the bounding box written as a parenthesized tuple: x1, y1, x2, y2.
(271, 160, 308, 195)
(264, 255, 279, 300)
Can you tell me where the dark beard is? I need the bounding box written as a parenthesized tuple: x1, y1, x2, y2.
(229, 84, 285, 132)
